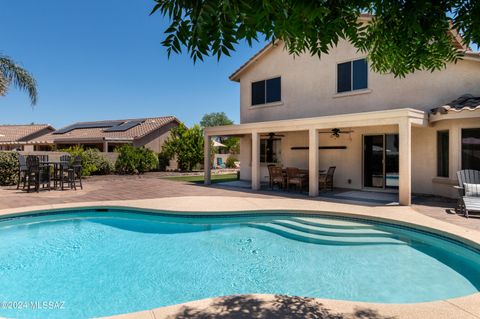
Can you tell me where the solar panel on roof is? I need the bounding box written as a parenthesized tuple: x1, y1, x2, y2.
(54, 121, 121, 134)
(103, 120, 144, 132)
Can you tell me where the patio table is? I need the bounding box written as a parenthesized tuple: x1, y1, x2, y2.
(281, 169, 326, 175)
(44, 161, 71, 190)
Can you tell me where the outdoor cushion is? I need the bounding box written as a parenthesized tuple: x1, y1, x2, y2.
(464, 183, 480, 197)
(463, 197, 480, 213)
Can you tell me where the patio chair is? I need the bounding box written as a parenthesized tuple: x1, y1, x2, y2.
(58, 155, 73, 190)
(269, 165, 285, 190)
(60, 154, 72, 163)
(16, 155, 28, 189)
(67, 155, 83, 190)
(25, 156, 50, 193)
(216, 157, 226, 169)
(319, 166, 336, 191)
(286, 167, 306, 192)
(38, 154, 49, 164)
(461, 183, 480, 218)
(267, 164, 276, 188)
(455, 170, 480, 214)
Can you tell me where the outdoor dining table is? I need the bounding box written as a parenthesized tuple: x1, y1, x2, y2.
(42, 161, 71, 190)
(281, 168, 326, 175)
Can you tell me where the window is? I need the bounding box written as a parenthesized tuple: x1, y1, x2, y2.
(337, 58, 368, 93)
(260, 138, 281, 163)
(462, 128, 480, 171)
(251, 77, 281, 106)
(437, 131, 449, 177)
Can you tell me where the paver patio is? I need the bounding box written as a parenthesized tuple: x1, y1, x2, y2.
(0, 172, 479, 231)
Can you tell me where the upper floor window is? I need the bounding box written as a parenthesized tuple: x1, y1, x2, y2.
(337, 58, 368, 93)
(251, 77, 281, 106)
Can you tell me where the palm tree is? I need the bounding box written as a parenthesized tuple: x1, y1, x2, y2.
(0, 55, 37, 105)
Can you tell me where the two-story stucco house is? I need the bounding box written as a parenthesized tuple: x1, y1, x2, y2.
(204, 33, 480, 206)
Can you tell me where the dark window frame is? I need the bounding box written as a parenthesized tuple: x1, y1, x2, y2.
(461, 128, 480, 171)
(437, 130, 449, 178)
(337, 58, 368, 93)
(251, 77, 281, 106)
(260, 138, 281, 163)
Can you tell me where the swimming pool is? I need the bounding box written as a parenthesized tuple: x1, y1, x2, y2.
(0, 209, 479, 319)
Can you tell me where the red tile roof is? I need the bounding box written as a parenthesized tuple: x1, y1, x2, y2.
(30, 116, 179, 144)
(0, 124, 54, 144)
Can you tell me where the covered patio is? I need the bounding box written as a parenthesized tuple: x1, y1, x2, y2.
(204, 108, 427, 205)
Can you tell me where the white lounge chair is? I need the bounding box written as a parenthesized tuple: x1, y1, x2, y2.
(455, 170, 480, 216)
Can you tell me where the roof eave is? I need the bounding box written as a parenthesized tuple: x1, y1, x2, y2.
(229, 41, 277, 82)
(228, 15, 477, 82)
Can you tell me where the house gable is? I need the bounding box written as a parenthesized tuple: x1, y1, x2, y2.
(234, 40, 480, 124)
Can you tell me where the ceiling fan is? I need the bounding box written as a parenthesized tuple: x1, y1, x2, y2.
(318, 128, 354, 138)
(260, 132, 285, 140)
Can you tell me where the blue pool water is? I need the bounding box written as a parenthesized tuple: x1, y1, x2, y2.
(0, 210, 479, 319)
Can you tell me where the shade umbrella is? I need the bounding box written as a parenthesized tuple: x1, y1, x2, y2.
(213, 140, 226, 147)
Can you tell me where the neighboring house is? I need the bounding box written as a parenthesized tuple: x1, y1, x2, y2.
(204, 31, 480, 205)
(0, 124, 55, 151)
(29, 116, 180, 153)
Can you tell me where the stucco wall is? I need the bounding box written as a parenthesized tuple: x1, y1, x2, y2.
(412, 118, 480, 198)
(135, 122, 178, 153)
(238, 41, 480, 124)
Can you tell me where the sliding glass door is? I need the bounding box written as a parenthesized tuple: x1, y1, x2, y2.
(363, 134, 399, 189)
(363, 135, 384, 188)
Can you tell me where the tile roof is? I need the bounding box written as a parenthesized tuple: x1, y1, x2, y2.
(430, 94, 480, 114)
(30, 116, 179, 144)
(0, 124, 54, 143)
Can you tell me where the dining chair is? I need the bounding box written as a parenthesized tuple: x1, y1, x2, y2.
(16, 155, 28, 190)
(319, 166, 336, 191)
(286, 167, 306, 192)
(269, 166, 285, 190)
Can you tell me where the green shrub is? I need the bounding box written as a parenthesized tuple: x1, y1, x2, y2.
(158, 151, 171, 172)
(84, 149, 114, 175)
(115, 145, 158, 174)
(0, 152, 19, 186)
(61, 146, 113, 176)
(225, 155, 238, 168)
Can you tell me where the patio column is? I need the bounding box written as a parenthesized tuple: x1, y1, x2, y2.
(204, 133, 211, 185)
(309, 128, 319, 197)
(399, 118, 412, 205)
(251, 131, 261, 190)
(103, 140, 108, 153)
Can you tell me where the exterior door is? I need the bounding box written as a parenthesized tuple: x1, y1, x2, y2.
(363, 134, 399, 189)
(385, 134, 399, 188)
(363, 135, 384, 188)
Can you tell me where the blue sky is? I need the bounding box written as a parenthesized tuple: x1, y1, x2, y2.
(0, 0, 267, 128)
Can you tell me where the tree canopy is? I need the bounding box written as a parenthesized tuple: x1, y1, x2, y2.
(200, 112, 234, 128)
(151, 0, 479, 77)
(0, 55, 37, 105)
(162, 123, 204, 171)
(201, 112, 239, 154)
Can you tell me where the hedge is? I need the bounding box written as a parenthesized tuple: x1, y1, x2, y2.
(0, 152, 19, 186)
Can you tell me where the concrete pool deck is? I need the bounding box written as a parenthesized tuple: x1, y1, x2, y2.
(0, 196, 479, 319)
(1, 173, 479, 231)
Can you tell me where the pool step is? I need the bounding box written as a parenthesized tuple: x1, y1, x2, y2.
(272, 220, 393, 238)
(290, 217, 375, 230)
(250, 223, 404, 246)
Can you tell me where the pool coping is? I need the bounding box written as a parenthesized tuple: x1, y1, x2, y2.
(0, 196, 479, 319)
